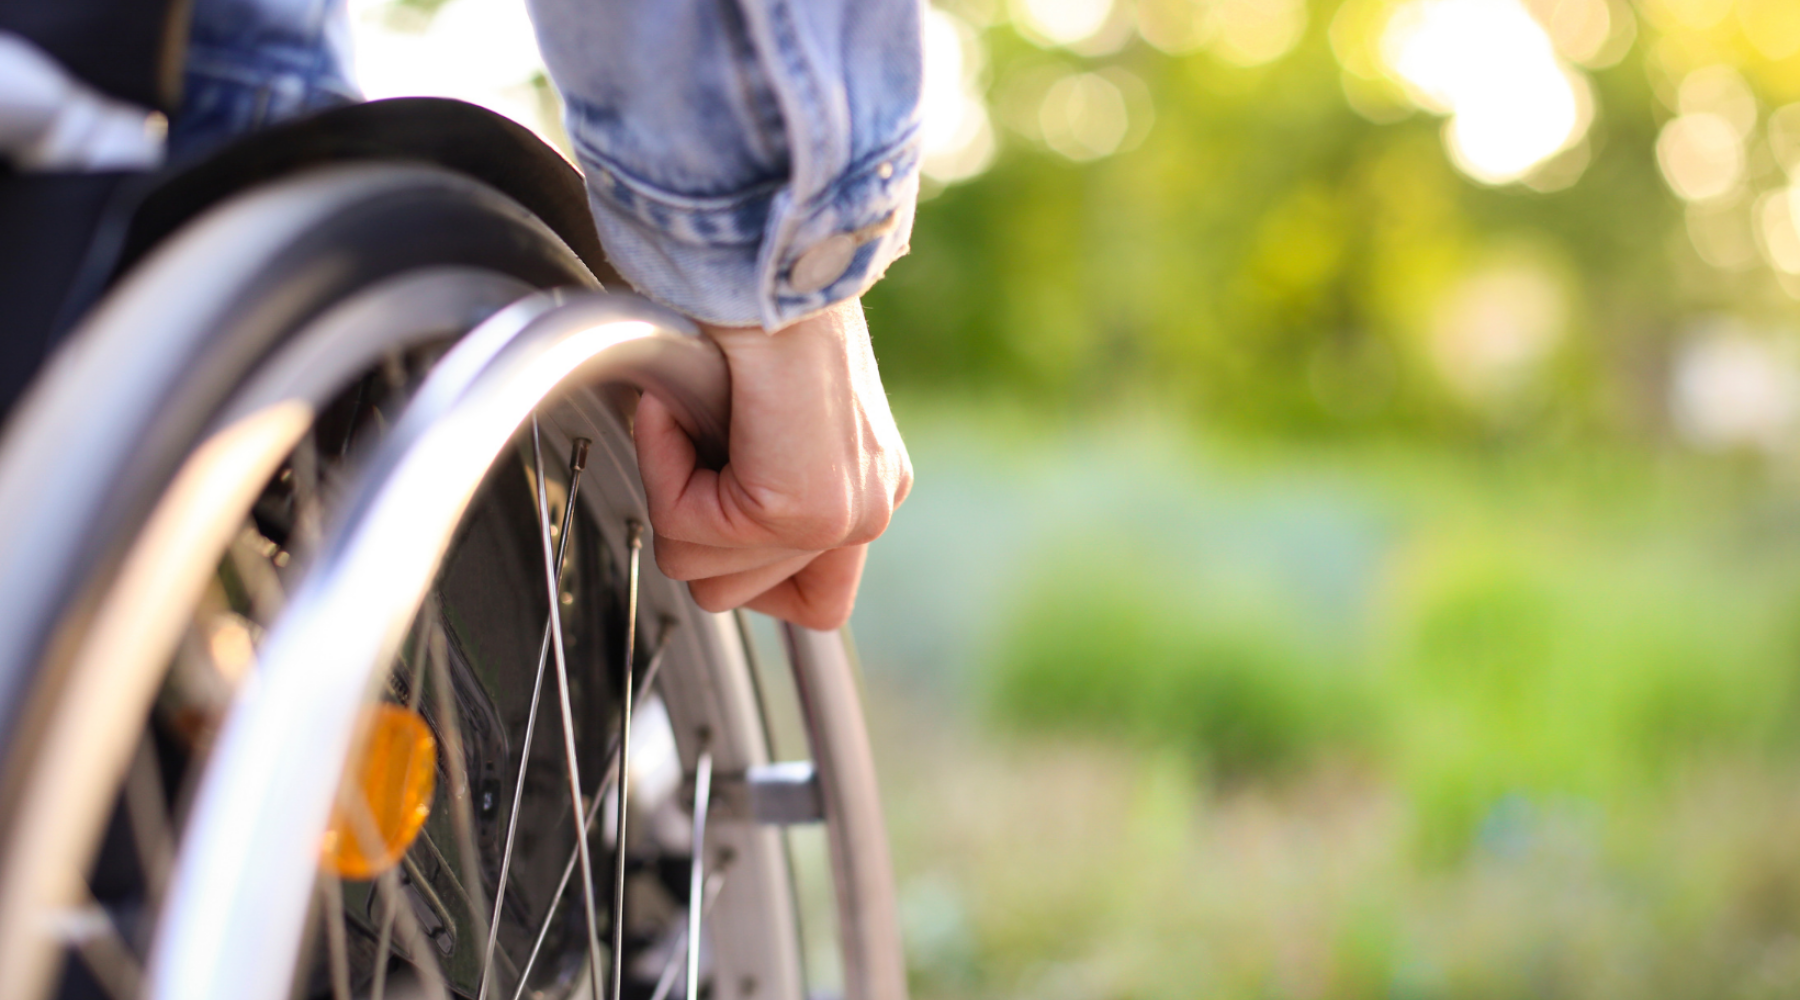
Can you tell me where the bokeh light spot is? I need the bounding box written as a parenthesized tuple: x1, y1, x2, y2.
(1210, 0, 1308, 66)
(922, 7, 998, 184)
(1672, 325, 1800, 451)
(1039, 71, 1130, 161)
(1429, 262, 1566, 407)
(1383, 0, 1591, 186)
(1738, 0, 1800, 61)
(1756, 188, 1800, 275)
(1135, 0, 1215, 54)
(1678, 65, 1758, 138)
(1686, 199, 1759, 271)
(1657, 113, 1745, 202)
(1011, 0, 1115, 48)
(1765, 104, 1800, 176)
(1522, 0, 1611, 65)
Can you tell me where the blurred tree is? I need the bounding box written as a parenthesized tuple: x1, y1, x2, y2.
(869, 0, 1800, 447)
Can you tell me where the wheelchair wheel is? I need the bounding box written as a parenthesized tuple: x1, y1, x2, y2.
(0, 164, 903, 1000)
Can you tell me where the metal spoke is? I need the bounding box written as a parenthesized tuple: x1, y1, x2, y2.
(406, 610, 431, 712)
(611, 522, 644, 1000)
(508, 760, 612, 1000)
(342, 780, 450, 1000)
(319, 873, 352, 1000)
(508, 629, 673, 1000)
(123, 734, 173, 923)
(424, 606, 493, 961)
(375, 866, 450, 1000)
(226, 524, 286, 624)
(369, 878, 398, 1000)
(369, 613, 436, 1000)
(55, 890, 141, 1000)
(290, 431, 322, 555)
(685, 750, 713, 1000)
(532, 416, 606, 1000)
(647, 868, 728, 1000)
(478, 438, 589, 1000)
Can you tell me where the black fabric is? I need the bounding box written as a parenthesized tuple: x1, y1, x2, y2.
(0, 0, 191, 110)
(0, 172, 140, 417)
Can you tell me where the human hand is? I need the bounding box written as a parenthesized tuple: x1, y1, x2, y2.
(633, 298, 912, 630)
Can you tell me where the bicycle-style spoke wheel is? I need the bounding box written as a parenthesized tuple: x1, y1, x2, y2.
(146, 290, 811, 1000)
(0, 159, 902, 1000)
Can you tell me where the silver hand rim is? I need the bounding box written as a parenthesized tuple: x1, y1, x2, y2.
(143, 290, 728, 1000)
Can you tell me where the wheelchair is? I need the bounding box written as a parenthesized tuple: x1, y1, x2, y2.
(0, 5, 905, 1000)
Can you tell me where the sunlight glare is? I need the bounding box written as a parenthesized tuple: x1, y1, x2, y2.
(1011, 0, 1116, 47)
(922, 7, 998, 184)
(1383, 0, 1590, 186)
(349, 0, 561, 148)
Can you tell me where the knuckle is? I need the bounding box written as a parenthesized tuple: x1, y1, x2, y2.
(841, 506, 891, 547)
(893, 458, 915, 506)
(742, 485, 857, 549)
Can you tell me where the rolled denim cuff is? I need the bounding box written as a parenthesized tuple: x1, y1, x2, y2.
(577, 125, 920, 330)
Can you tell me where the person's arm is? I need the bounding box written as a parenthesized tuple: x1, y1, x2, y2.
(524, 0, 923, 626)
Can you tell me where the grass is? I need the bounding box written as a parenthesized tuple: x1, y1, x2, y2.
(857, 410, 1800, 998)
(980, 439, 1800, 860)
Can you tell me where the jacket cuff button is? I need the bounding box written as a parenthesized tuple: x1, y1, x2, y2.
(788, 234, 856, 293)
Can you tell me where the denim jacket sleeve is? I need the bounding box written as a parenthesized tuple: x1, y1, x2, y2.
(526, 0, 924, 329)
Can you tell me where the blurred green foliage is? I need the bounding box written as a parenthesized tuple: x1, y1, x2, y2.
(868, 0, 1800, 439)
(864, 0, 1800, 850)
(860, 0, 1800, 993)
(978, 446, 1800, 859)
(992, 566, 1365, 779)
(869, 427, 1800, 995)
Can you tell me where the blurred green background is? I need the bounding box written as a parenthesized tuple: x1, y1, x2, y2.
(846, 0, 1800, 996)
(351, 0, 1800, 993)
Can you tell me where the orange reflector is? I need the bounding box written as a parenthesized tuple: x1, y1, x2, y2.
(321, 703, 437, 880)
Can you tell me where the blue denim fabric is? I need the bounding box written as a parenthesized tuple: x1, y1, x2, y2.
(172, 0, 359, 161)
(176, 0, 923, 329)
